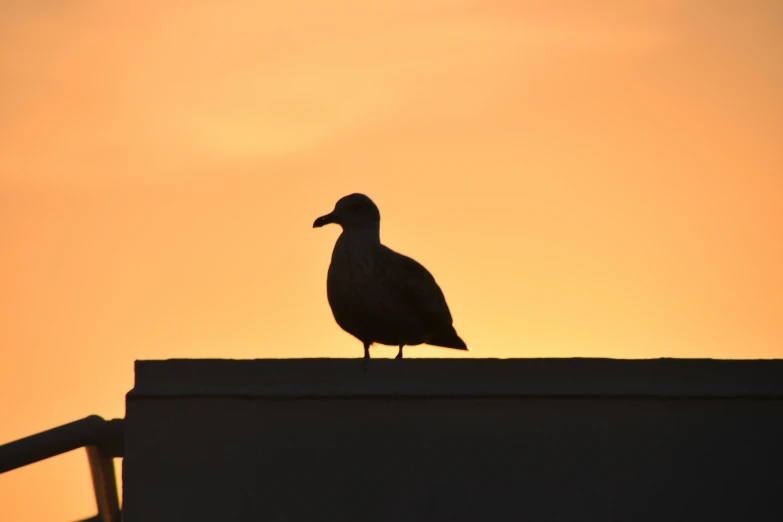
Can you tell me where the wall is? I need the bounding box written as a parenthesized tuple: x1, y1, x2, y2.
(124, 358, 783, 522)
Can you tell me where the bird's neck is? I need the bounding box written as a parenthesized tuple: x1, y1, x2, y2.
(339, 226, 381, 245)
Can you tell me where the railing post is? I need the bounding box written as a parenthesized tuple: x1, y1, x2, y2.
(86, 445, 121, 522)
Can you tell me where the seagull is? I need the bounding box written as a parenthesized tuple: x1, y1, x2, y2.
(313, 193, 468, 359)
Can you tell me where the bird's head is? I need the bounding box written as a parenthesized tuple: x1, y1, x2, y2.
(313, 193, 381, 231)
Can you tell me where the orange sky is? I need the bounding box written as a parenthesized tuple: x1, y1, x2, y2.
(1, 1, 782, 520)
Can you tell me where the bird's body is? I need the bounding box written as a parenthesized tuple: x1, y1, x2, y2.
(313, 194, 467, 359)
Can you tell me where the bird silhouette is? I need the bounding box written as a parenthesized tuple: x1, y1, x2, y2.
(313, 193, 468, 359)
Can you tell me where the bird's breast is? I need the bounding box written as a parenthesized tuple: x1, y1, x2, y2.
(325, 237, 390, 329)
(327, 239, 377, 293)
(323, 235, 431, 346)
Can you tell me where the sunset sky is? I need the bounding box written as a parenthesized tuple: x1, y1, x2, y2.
(1, 0, 782, 520)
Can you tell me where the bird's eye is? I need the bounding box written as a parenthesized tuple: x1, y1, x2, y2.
(350, 203, 362, 212)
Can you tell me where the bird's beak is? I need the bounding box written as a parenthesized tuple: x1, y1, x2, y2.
(313, 213, 335, 228)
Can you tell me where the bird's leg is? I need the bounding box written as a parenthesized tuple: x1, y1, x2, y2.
(396, 345, 404, 359)
(363, 342, 371, 359)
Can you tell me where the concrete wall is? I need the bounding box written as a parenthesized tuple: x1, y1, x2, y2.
(124, 358, 783, 522)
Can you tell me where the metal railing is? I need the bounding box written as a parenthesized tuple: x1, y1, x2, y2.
(0, 415, 124, 522)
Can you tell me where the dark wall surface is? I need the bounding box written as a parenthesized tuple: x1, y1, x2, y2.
(124, 359, 783, 522)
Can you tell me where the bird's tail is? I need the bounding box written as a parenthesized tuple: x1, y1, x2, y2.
(428, 327, 468, 351)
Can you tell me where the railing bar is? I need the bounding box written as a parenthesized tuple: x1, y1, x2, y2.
(0, 415, 109, 474)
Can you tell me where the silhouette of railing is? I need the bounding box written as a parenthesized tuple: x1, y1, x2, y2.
(0, 415, 124, 522)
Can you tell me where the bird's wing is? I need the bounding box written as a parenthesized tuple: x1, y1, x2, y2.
(384, 248, 453, 330)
